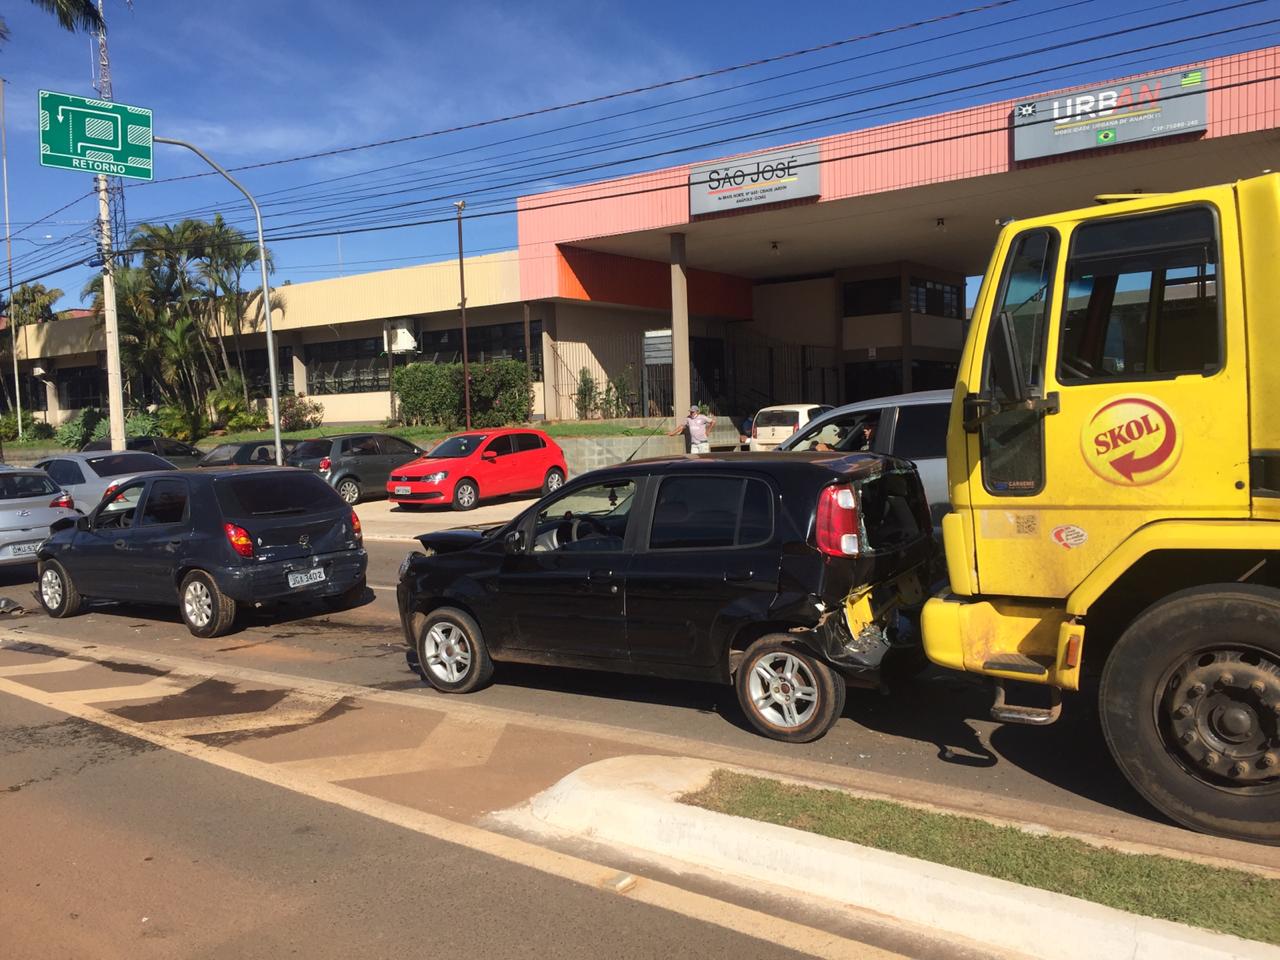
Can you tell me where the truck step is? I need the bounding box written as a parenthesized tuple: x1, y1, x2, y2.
(982, 653, 1051, 677)
(990, 680, 1062, 726)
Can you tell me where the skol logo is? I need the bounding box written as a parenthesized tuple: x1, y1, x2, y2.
(1081, 396, 1181, 485)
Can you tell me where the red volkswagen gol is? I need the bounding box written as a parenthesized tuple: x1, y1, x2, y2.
(387, 428, 568, 511)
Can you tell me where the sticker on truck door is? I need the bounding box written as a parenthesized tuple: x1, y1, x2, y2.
(1081, 396, 1181, 485)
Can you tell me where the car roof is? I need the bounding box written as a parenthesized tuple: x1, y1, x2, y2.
(0, 464, 48, 475)
(824, 389, 952, 414)
(587, 449, 901, 479)
(41, 451, 171, 464)
(754, 403, 825, 413)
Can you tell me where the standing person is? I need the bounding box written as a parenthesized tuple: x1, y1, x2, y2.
(670, 405, 716, 454)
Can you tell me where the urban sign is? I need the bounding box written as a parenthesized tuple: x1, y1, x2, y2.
(1012, 69, 1207, 162)
(38, 90, 153, 180)
(689, 144, 820, 216)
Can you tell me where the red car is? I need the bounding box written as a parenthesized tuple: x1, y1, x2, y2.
(387, 428, 567, 511)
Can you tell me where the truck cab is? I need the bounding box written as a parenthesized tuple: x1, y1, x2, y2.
(923, 173, 1280, 844)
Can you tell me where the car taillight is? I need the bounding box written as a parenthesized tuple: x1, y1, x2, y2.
(49, 492, 73, 510)
(102, 483, 119, 502)
(351, 510, 362, 541)
(224, 522, 254, 558)
(815, 485, 861, 557)
(792, 422, 799, 434)
(318, 456, 332, 472)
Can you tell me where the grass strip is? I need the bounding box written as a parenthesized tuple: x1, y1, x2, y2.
(682, 770, 1280, 945)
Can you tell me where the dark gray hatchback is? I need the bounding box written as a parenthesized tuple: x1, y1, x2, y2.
(286, 433, 424, 504)
(36, 468, 367, 638)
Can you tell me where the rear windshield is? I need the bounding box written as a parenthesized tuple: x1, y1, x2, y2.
(87, 453, 176, 477)
(755, 410, 800, 428)
(291, 439, 332, 459)
(214, 473, 343, 518)
(0, 473, 58, 499)
(429, 434, 487, 458)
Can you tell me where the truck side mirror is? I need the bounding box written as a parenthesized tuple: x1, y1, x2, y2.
(988, 311, 1028, 404)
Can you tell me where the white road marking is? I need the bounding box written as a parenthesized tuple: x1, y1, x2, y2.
(145, 690, 343, 737)
(62, 675, 193, 703)
(0, 657, 92, 677)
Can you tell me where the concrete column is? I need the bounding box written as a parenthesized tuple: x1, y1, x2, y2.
(670, 232, 691, 418)
(291, 344, 307, 397)
(899, 265, 914, 393)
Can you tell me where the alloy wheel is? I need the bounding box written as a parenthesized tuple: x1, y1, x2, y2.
(547, 471, 563, 491)
(747, 652, 819, 729)
(184, 580, 213, 628)
(457, 484, 476, 508)
(40, 568, 63, 610)
(422, 622, 473, 684)
(338, 480, 360, 504)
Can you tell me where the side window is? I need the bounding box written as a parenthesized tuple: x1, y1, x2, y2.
(140, 479, 190, 526)
(892, 404, 950, 461)
(794, 411, 881, 452)
(1059, 207, 1220, 382)
(485, 435, 515, 457)
(980, 228, 1058, 496)
(348, 436, 379, 457)
(515, 433, 545, 452)
(531, 478, 636, 553)
(95, 481, 146, 528)
(44, 460, 86, 486)
(648, 476, 774, 550)
(379, 436, 417, 456)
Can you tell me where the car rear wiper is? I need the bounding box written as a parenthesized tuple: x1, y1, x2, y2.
(251, 507, 308, 516)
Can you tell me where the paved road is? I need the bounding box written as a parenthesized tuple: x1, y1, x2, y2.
(0, 503, 1274, 875)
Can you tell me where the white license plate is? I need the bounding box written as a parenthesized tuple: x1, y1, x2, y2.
(10, 541, 38, 556)
(394, 485, 411, 495)
(287, 568, 326, 589)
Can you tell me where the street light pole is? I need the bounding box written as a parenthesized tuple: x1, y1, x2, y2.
(153, 136, 283, 465)
(1, 78, 23, 440)
(454, 200, 471, 430)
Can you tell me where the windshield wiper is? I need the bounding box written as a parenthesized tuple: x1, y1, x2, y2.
(251, 507, 307, 516)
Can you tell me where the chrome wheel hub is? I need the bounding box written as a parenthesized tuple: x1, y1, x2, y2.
(458, 486, 476, 507)
(747, 652, 818, 729)
(423, 622, 472, 684)
(184, 581, 213, 628)
(40, 568, 63, 609)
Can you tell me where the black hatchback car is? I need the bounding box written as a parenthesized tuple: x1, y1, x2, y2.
(37, 468, 367, 638)
(82, 436, 206, 468)
(397, 452, 935, 742)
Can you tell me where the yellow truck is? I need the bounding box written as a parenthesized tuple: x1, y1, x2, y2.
(923, 173, 1279, 845)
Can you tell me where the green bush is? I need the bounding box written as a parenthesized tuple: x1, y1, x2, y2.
(156, 404, 209, 442)
(394, 360, 531, 430)
(228, 407, 269, 432)
(209, 373, 249, 427)
(126, 411, 160, 438)
(27, 420, 55, 440)
(0, 411, 54, 442)
(574, 367, 600, 419)
(278, 393, 324, 432)
(55, 408, 105, 449)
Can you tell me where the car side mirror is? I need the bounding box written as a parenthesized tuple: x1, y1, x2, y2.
(482, 450, 498, 462)
(503, 529, 526, 554)
(76, 514, 90, 531)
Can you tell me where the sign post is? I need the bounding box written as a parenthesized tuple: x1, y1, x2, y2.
(40, 90, 152, 451)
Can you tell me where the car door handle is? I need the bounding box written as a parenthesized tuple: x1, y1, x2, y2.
(114, 539, 127, 550)
(724, 571, 754, 583)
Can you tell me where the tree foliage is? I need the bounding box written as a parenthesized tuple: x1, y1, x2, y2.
(394, 360, 532, 430)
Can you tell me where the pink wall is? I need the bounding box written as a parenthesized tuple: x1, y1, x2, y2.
(518, 46, 1280, 304)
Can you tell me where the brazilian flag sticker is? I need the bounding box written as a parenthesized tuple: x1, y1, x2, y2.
(1096, 128, 1117, 145)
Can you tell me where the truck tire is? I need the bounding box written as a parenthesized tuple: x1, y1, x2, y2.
(1099, 584, 1280, 845)
(735, 636, 845, 743)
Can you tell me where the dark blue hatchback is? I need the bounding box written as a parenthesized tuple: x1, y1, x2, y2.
(36, 467, 367, 637)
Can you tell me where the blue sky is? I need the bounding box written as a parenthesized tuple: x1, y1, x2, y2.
(1, 0, 1276, 310)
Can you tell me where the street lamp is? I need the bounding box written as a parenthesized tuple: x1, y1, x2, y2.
(454, 200, 471, 430)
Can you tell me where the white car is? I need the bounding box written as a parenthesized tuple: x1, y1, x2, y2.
(0, 467, 77, 566)
(747, 403, 832, 452)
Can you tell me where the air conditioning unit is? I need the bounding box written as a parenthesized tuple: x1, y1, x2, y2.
(385, 318, 417, 354)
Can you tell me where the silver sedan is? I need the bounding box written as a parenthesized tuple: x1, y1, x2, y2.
(0, 467, 77, 566)
(34, 451, 177, 511)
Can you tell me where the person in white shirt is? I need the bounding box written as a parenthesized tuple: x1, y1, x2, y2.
(671, 405, 716, 454)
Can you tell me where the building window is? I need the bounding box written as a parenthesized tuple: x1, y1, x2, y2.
(56, 366, 106, 410)
(842, 278, 901, 317)
(420, 320, 543, 379)
(243, 346, 295, 397)
(305, 338, 404, 395)
(908, 278, 963, 319)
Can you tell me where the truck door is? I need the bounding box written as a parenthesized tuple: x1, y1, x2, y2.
(962, 196, 1249, 600)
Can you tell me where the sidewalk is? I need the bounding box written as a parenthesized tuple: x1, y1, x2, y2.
(354, 496, 534, 543)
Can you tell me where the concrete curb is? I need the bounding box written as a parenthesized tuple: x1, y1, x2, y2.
(495, 756, 1279, 960)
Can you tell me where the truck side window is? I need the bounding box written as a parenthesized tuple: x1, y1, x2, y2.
(1058, 207, 1220, 382)
(980, 229, 1058, 495)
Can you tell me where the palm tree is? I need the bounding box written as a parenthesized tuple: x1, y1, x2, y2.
(7, 282, 64, 326)
(0, 1, 105, 44)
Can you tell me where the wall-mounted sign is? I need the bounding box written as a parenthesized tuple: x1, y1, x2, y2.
(643, 329, 672, 365)
(690, 144, 820, 216)
(1012, 68, 1207, 162)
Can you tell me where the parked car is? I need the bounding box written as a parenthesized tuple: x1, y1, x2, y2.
(81, 436, 206, 468)
(748, 403, 832, 451)
(35, 451, 178, 510)
(36, 468, 367, 638)
(777, 390, 951, 528)
(388, 428, 567, 511)
(0, 467, 78, 566)
(396, 451, 935, 742)
(197, 440, 297, 468)
(286, 433, 425, 504)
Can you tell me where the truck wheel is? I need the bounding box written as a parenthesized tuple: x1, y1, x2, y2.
(1099, 584, 1280, 845)
(735, 636, 845, 743)
(415, 606, 493, 693)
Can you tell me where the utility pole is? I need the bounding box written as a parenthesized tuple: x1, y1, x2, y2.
(454, 200, 471, 430)
(93, 0, 127, 255)
(1, 78, 21, 440)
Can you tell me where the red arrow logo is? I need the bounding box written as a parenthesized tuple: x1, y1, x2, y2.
(1094, 398, 1177, 482)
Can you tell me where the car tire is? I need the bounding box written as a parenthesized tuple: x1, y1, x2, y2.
(336, 477, 361, 505)
(542, 468, 565, 495)
(179, 570, 237, 639)
(1099, 584, 1280, 845)
(735, 636, 845, 743)
(37, 560, 82, 618)
(415, 606, 493, 693)
(324, 576, 367, 611)
(452, 479, 479, 511)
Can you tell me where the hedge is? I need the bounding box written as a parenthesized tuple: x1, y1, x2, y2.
(394, 360, 532, 430)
